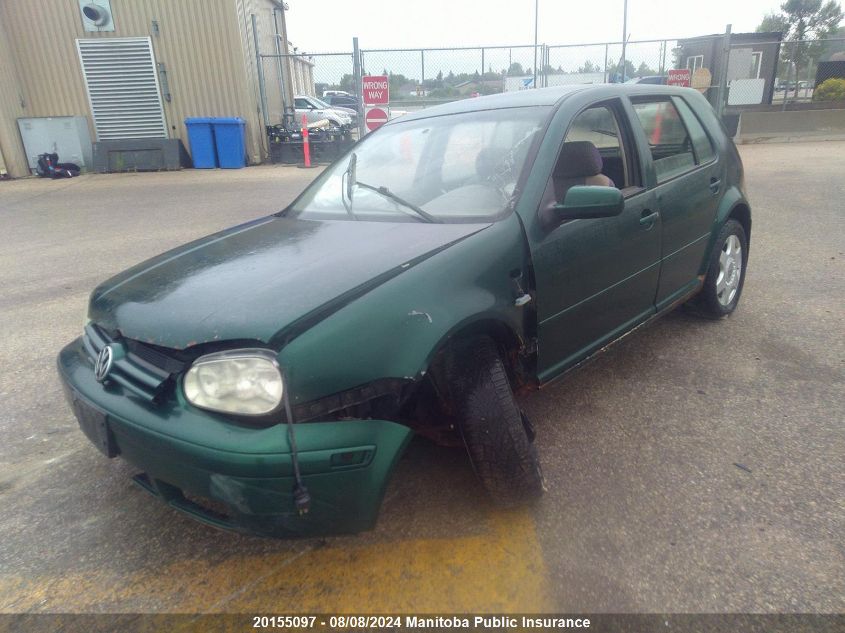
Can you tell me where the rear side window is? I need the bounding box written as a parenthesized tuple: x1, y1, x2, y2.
(631, 99, 695, 183)
(672, 97, 716, 164)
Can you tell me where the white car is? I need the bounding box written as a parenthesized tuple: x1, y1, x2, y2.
(294, 95, 354, 127)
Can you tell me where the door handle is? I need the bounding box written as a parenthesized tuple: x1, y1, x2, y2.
(639, 210, 659, 226)
(709, 177, 722, 194)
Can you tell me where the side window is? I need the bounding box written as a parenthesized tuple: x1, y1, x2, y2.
(672, 97, 716, 164)
(631, 99, 696, 183)
(563, 104, 631, 189)
(294, 98, 309, 109)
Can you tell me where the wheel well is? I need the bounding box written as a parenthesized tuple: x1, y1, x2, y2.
(729, 203, 752, 244)
(426, 320, 528, 397)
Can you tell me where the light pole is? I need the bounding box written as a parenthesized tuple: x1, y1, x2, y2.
(533, 0, 539, 88)
(620, 0, 628, 82)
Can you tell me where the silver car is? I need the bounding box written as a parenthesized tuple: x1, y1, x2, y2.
(294, 95, 354, 127)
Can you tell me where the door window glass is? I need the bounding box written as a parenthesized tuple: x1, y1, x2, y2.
(564, 105, 630, 189)
(631, 99, 695, 183)
(672, 97, 716, 164)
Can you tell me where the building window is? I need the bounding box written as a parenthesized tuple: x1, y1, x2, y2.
(686, 55, 704, 72)
(750, 51, 762, 78)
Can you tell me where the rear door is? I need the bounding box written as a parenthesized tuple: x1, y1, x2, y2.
(627, 95, 722, 308)
(529, 99, 662, 381)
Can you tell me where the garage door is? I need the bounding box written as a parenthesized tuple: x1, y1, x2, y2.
(76, 37, 168, 140)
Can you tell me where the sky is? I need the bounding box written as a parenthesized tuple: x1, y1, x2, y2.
(284, 0, 784, 52)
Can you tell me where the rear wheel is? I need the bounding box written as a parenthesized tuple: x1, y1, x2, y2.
(688, 219, 748, 318)
(447, 337, 544, 506)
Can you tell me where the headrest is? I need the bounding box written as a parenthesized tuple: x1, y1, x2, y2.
(475, 147, 507, 179)
(554, 141, 603, 179)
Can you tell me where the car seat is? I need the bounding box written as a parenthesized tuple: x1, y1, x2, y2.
(552, 141, 614, 202)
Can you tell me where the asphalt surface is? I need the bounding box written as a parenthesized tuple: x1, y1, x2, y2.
(0, 143, 842, 614)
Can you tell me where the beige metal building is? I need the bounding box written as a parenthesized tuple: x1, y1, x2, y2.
(0, 0, 314, 178)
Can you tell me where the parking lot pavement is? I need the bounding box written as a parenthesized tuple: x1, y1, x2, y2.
(0, 143, 842, 614)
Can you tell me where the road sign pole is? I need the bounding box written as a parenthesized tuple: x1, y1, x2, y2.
(353, 37, 366, 138)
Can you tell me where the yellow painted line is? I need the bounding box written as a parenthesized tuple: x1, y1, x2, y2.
(0, 509, 551, 614)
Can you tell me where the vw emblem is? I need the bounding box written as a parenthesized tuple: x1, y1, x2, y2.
(94, 345, 114, 383)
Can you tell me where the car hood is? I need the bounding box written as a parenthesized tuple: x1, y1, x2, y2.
(88, 216, 490, 350)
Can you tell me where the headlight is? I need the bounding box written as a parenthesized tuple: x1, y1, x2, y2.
(183, 349, 283, 416)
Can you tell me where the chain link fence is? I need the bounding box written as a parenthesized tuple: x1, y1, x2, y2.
(256, 34, 845, 146)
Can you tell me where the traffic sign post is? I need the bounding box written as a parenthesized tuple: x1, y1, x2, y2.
(365, 107, 389, 132)
(667, 69, 692, 87)
(362, 75, 389, 105)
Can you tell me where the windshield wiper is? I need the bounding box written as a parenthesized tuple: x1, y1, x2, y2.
(355, 181, 440, 223)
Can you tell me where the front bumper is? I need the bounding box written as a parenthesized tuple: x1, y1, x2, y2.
(57, 337, 412, 537)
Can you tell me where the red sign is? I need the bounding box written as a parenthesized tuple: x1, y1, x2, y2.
(362, 75, 389, 105)
(365, 107, 389, 131)
(667, 69, 691, 87)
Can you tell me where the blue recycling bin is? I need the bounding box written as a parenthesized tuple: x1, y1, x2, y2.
(185, 117, 217, 168)
(212, 117, 247, 168)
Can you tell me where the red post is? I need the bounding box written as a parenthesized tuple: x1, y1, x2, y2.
(651, 104, 664, 145)
(301, 114, 311, 168)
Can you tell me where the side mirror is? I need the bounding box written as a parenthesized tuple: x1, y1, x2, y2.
(546, 186, 624, 225)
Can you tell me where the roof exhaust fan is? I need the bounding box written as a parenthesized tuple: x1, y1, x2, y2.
(79, 0, 114, 32)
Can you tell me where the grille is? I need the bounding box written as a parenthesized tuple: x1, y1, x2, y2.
(83, 324, 180, 402)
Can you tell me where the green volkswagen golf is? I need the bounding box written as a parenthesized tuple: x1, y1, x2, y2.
(58, 85, 750, 537)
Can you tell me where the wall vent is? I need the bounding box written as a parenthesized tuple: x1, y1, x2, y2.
(76, 37, 168, 140)
(79, 0, 114, 32)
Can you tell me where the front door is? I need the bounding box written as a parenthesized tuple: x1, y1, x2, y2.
(528, 99, 662, 382)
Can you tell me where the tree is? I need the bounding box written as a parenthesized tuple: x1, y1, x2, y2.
(387, 72, 409, 97)
(821, 25, 845, 58)
(757, 12, 790, 33)
(577, 60, 599, 73)
(606, 58, 636, 81)
(336, 73, 356, 92)
(757, 1, 844, 80)
(507, 62, 525, 76)
(635, 61, 658, 77)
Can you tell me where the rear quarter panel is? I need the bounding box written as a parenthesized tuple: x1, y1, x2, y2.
(686, 90, 752, 272)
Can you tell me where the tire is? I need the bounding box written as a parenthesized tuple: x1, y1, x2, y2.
(447, 337, 545, 506)
(688, 219, 748, 318)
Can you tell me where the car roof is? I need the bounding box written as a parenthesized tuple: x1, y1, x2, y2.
(389, 84, 700, 125)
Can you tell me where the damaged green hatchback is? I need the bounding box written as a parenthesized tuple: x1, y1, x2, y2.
(58, 85, 751, 537)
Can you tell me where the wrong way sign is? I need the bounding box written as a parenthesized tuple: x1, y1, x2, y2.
(667, 69, 691, 87)
(365, 106, 389, 131)
(362, 75, 389, 105)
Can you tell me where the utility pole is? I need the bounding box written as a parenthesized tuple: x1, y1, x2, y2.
(621, 0, 628, 81)
(533, 0, 539, 88)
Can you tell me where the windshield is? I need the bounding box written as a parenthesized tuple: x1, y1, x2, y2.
(312, 97, 332, 108)
(289, 106, 550, 223)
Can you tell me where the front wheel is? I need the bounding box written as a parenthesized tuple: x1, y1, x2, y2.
(688, 219, 748, 318)
(447, 337, 544, 506)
